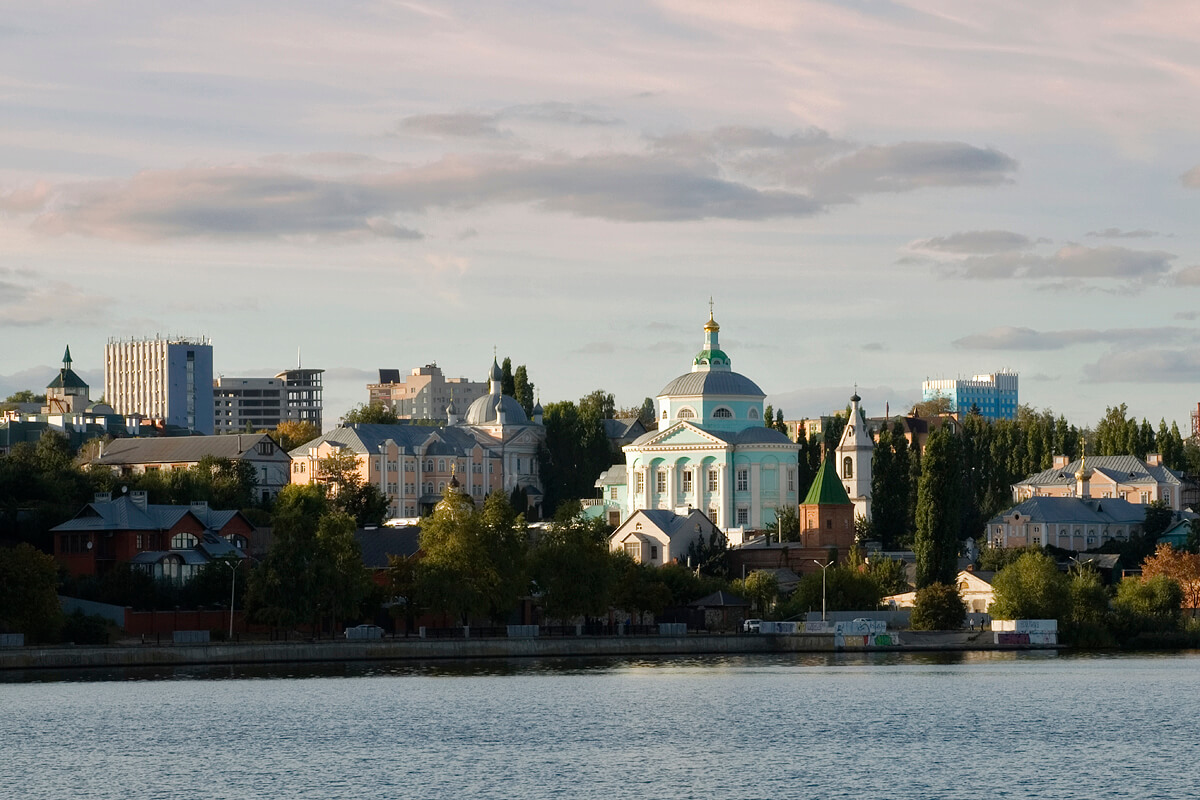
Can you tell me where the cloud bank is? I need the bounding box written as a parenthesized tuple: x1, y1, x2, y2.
(6, 128, 1017, 241)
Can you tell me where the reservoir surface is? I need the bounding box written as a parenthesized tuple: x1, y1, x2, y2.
(4, 651, 1198, 799)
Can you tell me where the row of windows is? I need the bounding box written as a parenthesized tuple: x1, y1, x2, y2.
(664, 406, 757, 421)
(632, 467, 794, 494)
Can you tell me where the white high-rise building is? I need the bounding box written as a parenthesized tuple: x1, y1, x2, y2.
(105, 337, 215, 434)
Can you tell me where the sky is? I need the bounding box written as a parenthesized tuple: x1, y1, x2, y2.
(3, 1, 1200, 432)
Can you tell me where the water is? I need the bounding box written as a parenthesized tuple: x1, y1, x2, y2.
(3, 651, 1199, 799)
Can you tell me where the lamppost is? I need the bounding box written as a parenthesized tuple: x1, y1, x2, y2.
(226, 559, 242, 639)
(812, 559, 832, 621)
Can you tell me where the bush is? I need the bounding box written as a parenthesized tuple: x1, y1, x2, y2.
(910, 582, 966, 630)
(60, 611, 113, 645)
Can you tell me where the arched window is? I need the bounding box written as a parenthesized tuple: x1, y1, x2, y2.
(171, 532, 197, 550)
(748, 408, 759, 420)
(677, 407, 696, 419)
(438, 459, 446, 472)
(842, 456, 853, 479)
(713, 407, 733, 418)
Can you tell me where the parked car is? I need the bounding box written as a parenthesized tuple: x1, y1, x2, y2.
(344, 624, 384, 640)
(743, 619, 762, 633)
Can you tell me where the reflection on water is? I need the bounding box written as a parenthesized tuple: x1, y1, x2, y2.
(1, 649, 1067, 684)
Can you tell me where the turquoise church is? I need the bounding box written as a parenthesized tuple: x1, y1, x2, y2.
(615, 310, 800, 531)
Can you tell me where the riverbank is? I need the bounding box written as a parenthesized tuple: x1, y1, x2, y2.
(0, 630, 1058, 670)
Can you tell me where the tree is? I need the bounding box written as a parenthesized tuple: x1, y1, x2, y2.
(637, 397, 655, 428)
(316, 510, 372, 629)
(267, 420, 322, 452)
(579, 389, 616, 420)
(529, 510, 614, 622)
(914, 425, 961, 587)
(910, 394, 953, 417)
(768, 505, 800, 542)
(774, 408, 787, 434)
(1142, 500, 1174, 541)
(989, 551, 1069, 620)
(513, 365, 535, 418)
(686, 526, 729, 578)
(795, 425, 821, 500)
(1112, 575, 1183, 638)
(1141, 545, 1200, 615)
(731, 570, 779, 616)
(341, 403, 399, 425)
(418, 486, 526, 624)
(246, 484, 330, 630)
(909, 582, 966, 630)
(5, 389, 45, 403)
(782, 564, 883, 617)
(612, 556, 672, 624)
(764, 404, 775, 429)
(1063, 567, 1115, 647)
(0, 543, 63, 642)
(317, 450, 388, 526)
(501, 357, 515, 398)
(868, 556, 911, 595)
(538, 398, 612, 515)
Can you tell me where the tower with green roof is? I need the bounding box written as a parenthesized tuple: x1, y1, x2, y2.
(799, 456, 854, 551)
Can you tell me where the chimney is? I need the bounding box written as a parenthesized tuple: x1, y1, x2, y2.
(130, 490, 149, 510)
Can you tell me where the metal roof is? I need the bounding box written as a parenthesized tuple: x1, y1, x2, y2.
(986, 496, 1147, 526)
(95, 433, 279, 465)
(1015, 455, 1185, 488)
(657, 370, 765, 398)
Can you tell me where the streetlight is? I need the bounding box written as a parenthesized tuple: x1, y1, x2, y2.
(225, 559, 242, 640)
(812, 559, 832, 621)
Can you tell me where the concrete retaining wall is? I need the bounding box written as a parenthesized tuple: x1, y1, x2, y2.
(0, 631, 1058, 671)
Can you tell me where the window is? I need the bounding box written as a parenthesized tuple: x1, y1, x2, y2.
(736, 508, 749, 525)
(425, 459, 434, 472)
(438, 481, 446, 493)
(473, 485, 482, 497)
(713, 407, 732, 418)
(438, 459, 446, 472)
(650, 545, 658, 560)
(826, 519, 833, 529)
(609, 486, 618, 500)
(624, 541, 641, 560)
(656, 471, 667, 494)
(787, 468, 795, 492)
(708, 469, 718, 492)
(682, 469, 693, 493)
(709, 507, 718, 523)
(636, 473, 645, 494)
(842, 457, 853, 479)
(1140, 492, 1149, 504)
(171, 532, 197, 550)
(736, 468, 748, 492)
(677, 407, 695, 419)
(405, 461, 414, 472)
(748, 408, 759, 420)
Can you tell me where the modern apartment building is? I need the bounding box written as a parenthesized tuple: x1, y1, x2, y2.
(367, 363, 487, 420)
(213, 368, 324, 433)
(105, 337, 215, 434)
(921, 371, 1018, 421)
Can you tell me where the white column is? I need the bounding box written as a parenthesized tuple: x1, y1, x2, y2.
(751, 463, 762, 529)
(666, 463, 676, 509)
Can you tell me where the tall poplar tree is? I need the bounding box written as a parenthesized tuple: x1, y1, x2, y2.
(914, 425, 961, 588)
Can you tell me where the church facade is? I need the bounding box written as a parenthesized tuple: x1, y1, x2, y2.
(618, 311, 800, 531)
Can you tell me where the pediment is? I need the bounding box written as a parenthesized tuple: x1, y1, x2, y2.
(633, 422, 728, 449)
